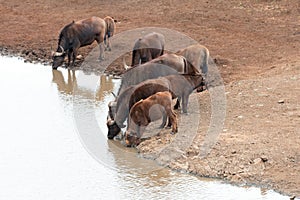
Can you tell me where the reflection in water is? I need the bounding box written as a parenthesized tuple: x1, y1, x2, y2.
(52, 69, 77, 95)
(0, 56, 280, 199)
(95, 76, 114, 102)
(52, 69, 115, 102)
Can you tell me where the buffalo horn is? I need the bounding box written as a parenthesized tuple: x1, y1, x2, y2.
(123, 56, 131, 70)
(54, 45, 65, 57)
(107, 118, 115, 126)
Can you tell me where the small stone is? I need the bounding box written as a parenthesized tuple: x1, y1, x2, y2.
(261, 156, 268, 162)
(253, 158, 262, 164)
(76, 55, 83, 60)
(231, 150, 237, 154)
(237, 115, 243, 119)
(278, 99, 285, 104)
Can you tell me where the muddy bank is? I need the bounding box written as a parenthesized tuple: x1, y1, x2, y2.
(137, 65, 300, 197)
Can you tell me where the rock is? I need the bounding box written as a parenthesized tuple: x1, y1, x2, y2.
(253, 158, 262, 164)
(261, 156, 268, 162)
(76, 55, 83, 60)
(278, 99, 285, 104)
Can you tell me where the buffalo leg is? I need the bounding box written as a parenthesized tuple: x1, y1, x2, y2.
(71, 49, 77, 67)
(159, 113, 167, 129)
(67, 51, 72, 66)
(168, 110, 178, 134)
(107, 33, 112, 51)
(99, 43, 104, 60)
(182, 94, 189, 114)
(96, 32, 105, 61)
(166, 117, 172, 128)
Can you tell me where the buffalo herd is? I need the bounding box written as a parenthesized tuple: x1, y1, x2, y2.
(52, 16, 210, 147)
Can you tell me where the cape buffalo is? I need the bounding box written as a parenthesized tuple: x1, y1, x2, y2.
(52, 16, 106, 69)
(104, 16, 116, 51)
(177, 44, 210, 75)
(131, 32, 165, 66)
(125, 91, 178, 146)
(119, 53, 199, 95)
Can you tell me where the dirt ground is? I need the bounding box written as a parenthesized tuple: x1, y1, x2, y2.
(0, 0, 299, 197)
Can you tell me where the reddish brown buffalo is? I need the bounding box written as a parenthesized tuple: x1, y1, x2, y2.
(125, 91, 177, 146)
(52, 16, 106, 69)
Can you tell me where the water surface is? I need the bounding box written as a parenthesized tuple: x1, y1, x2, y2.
(0, 56, 292, 200)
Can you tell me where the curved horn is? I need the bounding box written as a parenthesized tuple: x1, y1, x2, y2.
(111, 92, 117, 98)
(107, 119, 115, 126)
(54, 45, 65, 57)
(123, 56, 131, 70)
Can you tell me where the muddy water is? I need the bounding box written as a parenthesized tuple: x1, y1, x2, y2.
(0, 56, 291, 200)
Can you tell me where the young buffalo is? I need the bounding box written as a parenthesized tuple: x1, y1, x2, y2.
(125, 91, 178, 147)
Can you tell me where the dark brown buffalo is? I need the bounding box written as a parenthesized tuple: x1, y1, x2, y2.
(104, 16, 116, 51)
(52, 16, 106, 69)
(106, 73, 204, 139)
(164, 74, 205, 113)
(119, 53, 199, 95)
(177, 44, 210, 75)
(125, 91, 178, 146)
(131, 32, 165, 66)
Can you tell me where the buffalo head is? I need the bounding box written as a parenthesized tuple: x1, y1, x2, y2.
(106, 117, 125, 139)
(52, 46, 66, 70)
(124, 130, 141, 147)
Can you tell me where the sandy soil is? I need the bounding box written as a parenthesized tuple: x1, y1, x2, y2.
(0, 0, 299, 197)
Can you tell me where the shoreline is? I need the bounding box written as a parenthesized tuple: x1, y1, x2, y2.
(1, 49, 299, 198)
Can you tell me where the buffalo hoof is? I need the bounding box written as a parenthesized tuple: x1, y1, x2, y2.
(196, 86, 206, 92)
(108, 47, 111, 51)
(170, 131, 176, 135)
(99, 57, 105, 61)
